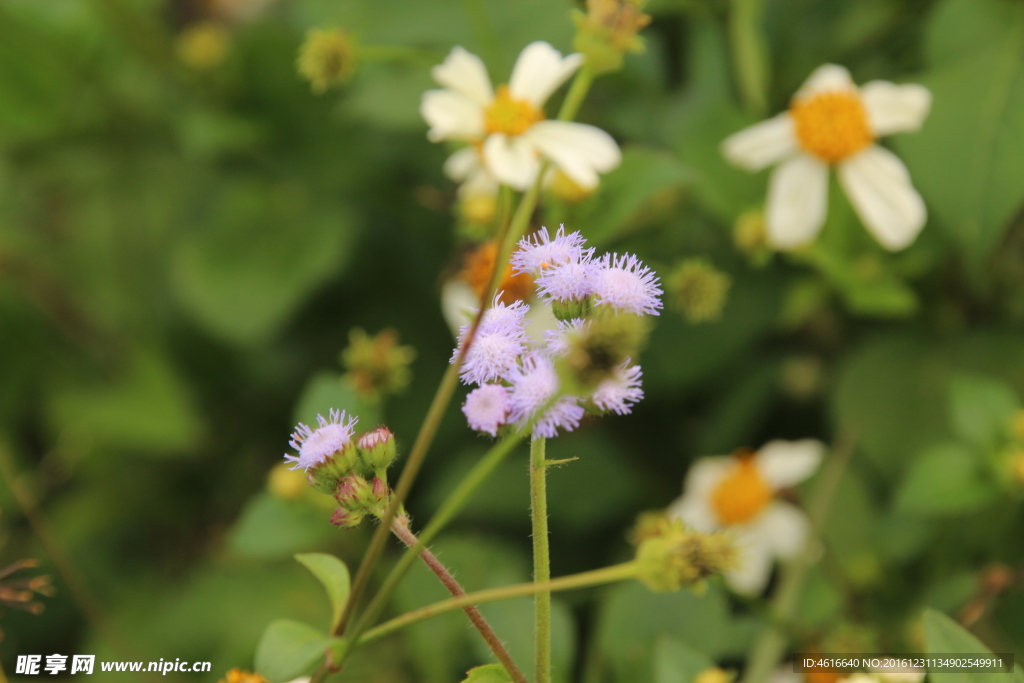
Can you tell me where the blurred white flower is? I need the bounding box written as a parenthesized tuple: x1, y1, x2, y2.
(668, 440, 824, 594)
(722, 64, 931, 251)
(422, 42, 621, 191)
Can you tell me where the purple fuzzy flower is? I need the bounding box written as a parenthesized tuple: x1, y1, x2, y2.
(463, 384, 511, 436)
(511, 225, 591, 276)
(590, 253, 663, 316)
(535, 259, 596, 304)
(285, 408, 358, 471)
(592, 361, 644, 415)
(544, 318, 588, 357)
(508, 354, 584, 437)
(452, 298, 529, 385)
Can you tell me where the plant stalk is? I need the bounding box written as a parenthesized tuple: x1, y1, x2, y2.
(530, 436, 552, 683)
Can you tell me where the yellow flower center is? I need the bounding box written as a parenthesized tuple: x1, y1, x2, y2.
(710, 455, 772, 525)
(790, 90, 874, 164)
(484, 85, 544, 137)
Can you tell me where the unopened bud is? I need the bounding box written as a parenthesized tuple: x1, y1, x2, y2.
(297, 28, 356, 94)
(371, 475, 389, 504)
(177, 22, 230, 71)
(633, 516, 736, 592)
(343, 329, 416, 400)
(334, 474, 374, 508)
(572, 0, 651, 74)
(560, 311, 648, 390)
(330, 507, 364, 529)
(305, 441, 360, 494)
(357, 427, 397, 473)
(667, 259, 731, 325)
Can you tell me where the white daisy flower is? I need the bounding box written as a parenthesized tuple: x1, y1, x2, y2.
(668, 439, 824, 594)
(422, 42, 622, 191)
(721, 64, 931, 251)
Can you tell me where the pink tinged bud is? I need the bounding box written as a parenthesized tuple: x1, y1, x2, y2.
(371, 476, 389, 501)
(463, 384, 510, 437)
(330, 507, 364, 528)
(357, 427, 397, 472)
(334, 474, 371, 507)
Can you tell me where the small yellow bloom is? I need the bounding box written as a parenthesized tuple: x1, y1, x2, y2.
(177, 22, 230, 71)
(218, 670, 268, 683)
(297, 28, 356, 94)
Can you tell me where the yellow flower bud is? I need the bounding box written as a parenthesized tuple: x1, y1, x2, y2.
(297, 28, 356, 94)
(632, 515, 736, 592)
(177, 22, 230, 71)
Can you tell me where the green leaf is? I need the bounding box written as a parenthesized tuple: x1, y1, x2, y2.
(171, 178, 354, 344)
(948, 373, 1020, 447)
(896, 443, 999, 516)
(577, 146, 694, 248)
(229, 494, 334, 560)
(922, 609, 1015, 683)
(461, 664, 514, 683)
(293, 373, 380, 435)
(254, 619, 339, 683)
(653, 637, 715, 683)
(294, 553, 350, 632)
(898, 0, 1024, 260)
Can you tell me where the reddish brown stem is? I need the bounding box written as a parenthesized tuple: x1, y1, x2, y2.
(389, 519, 528, 683)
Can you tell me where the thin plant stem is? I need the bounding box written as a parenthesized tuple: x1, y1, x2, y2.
(558, 65, 594, 122)
(530, 436, 552, 683)
(353, 430, 527, 637)
(0, 444, 130, 659)
(729, 0, 769, 115)
(359, 562, 639, 646)
(739, 431, 859, 683)
(390, 519, 528, 683)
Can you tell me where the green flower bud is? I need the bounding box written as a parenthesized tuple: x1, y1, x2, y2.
(297, 28, 357, 94)
(342, 328, 417, 401)
(667, 259, 732, 325)
(551, 296, 592, 322)
(558, 311, 650, 392)
(305, 441, 360, 494)
(572, 0, 651, 75)
(633, 516, 736, 592)
(356, 427, 397, 474)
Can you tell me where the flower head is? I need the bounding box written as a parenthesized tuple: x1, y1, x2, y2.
(544, 318, 589, 357)
(591, 360, 643, 415)
(511, 226, 591, 276)
(285, 409, 358, 471)
(508, 354, 585, 438)
(297, 28, 356, 93)
(422, 43, 621, 190)
(590, 253, 663, 316)
(463, 384, 511, 436)
(721, 64, 931, 251)
(535, 259, 596, 304)
(668, 440, 823, 594)
(452, 298, 529, 385)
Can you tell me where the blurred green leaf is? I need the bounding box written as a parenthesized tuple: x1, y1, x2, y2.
(896, 443, 999, 516)
(923, 609, 1015, 683)
(653, 636, 715, 683)
(578, 146, 695, 248)
(255, 619, 338, 683)
(172, 179, 354, 344)
(899, 0, 1024, 260)
(948, 373, 1020, 448)
(461, 664, 513, 683)
(295, 553, 350, 632)
(293, 373, 380, 434)
(229, 493, 335, 559)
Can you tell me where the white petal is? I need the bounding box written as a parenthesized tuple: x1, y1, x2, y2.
(457, 169, 499, 199)
(861, 81, 932, 136)
(441, 279, 478, 338)
(431, 46, 494, 106)
(444, 147, 482, 181)
(668, 494, 719, 533)
(524, 120, 621, 189)
(509, 41, 583, 107)
(757, 439, 824, 489)
(749, 502, 811, 559)
(837, 145, 926, 251)
(721, 113, 798, 172)
(482, 134, 541, 190)
(765, 155, 829, 248)
(795, 64, 856, 99)
(724, 531, 773, 595)
(421, 90, 484, 142)
(682, 456, 732, 498)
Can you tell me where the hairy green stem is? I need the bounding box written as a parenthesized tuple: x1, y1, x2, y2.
(729, 0, 769, 115)
(739, 431, 858, 683)
(530, 436, 552, 683)
(359, 562, 639, 646)
(390, 519, 528, 683)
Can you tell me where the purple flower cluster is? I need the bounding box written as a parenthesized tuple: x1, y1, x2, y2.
(454, 226, 663, 439)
